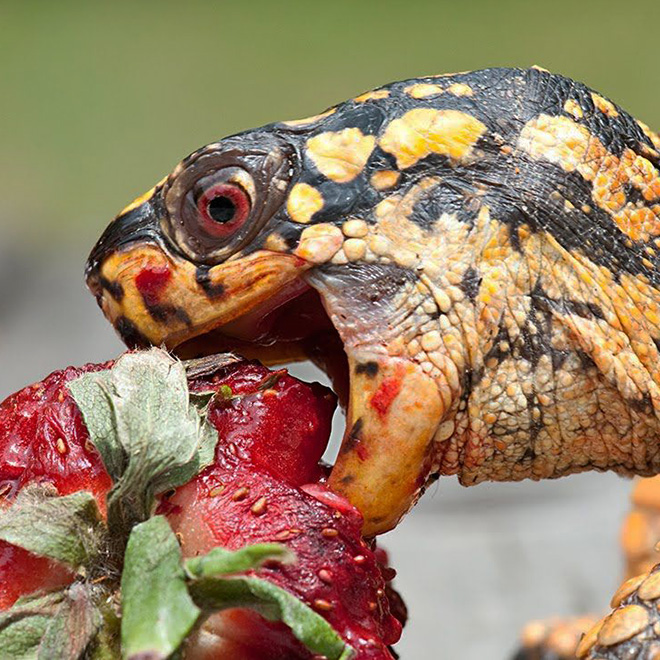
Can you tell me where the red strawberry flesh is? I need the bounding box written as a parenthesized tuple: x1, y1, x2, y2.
(0, 362, 114, 507)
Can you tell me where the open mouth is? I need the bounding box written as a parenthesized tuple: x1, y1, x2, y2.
(171, 287, 351, 409)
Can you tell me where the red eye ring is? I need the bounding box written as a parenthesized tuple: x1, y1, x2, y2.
(197, 182, 251, 238)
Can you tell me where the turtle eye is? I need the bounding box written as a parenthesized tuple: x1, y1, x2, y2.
(197, 182, 251, 238)
(162, 138, 294, 264)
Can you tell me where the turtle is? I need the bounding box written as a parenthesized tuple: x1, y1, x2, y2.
(86, 66, 660, 658)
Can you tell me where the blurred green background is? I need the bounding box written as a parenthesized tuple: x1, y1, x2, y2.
(2, 0, 659, 248)
(1, 3, 660, 658)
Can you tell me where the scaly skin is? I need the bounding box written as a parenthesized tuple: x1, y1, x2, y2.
(86, 67, 660, 537)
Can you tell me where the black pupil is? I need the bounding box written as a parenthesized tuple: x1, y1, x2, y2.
(207, 195, 236, 224)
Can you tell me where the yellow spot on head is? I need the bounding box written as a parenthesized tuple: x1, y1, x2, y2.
(531, 65, 550, 73)
(343, 237, 367, 261)
(294, 224, 344, 264)
(282, 108, 336, 127)
(264, 233, 289, 252)
(447, 83, 474, 97)
(306, 128, 376, 183)
(379, 108, 486, 169)
(353, 89, 389, 103)
(404, 83, 444, 99)
(370, 170, 400, 190)
(518, 114, 602, 172)
(563, 99, 584, 119)
(342, 218, 369, 237)
(591, 93, 619, 118)
(287, 183, 324, 224)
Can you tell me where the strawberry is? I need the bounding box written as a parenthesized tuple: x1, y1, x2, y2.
(0, 351, 404, 659)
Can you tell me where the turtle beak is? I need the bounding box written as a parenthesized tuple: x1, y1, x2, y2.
(85, 196, 169, 348)
(86, 197, 162, 301)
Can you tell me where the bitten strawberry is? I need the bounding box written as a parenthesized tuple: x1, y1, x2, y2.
(0, 351, 404, 659)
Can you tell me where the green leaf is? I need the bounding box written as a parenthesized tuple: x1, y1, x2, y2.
(185, 543, 294, 579)
(65, 369, 125, 482)
(68, 348, 219, 535)
(188, 576, 354, 660)
(121, 516, 200, 660)
(0, 586, 102, 660)
(0, 485, 105, 569)
(0, 592, 63, 660)
(38, 583, 101, 660)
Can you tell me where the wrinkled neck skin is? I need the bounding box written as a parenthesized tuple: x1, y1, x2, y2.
(307, 198, 660, 499)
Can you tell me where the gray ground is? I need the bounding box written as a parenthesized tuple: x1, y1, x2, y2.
(0, 246, 635, 659)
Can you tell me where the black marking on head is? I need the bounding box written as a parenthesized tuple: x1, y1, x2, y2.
(367, 146, 400, 172)
(561, 299, 606, 320)
(459, 267, 482, 301)
(356, 361, 379, 377)
(98, 276, 124, 302)
(116, 316, 150, 348)
(145, 304, 192, 327)
(518, 447, 537, 463)
(530, 285, 606, 322)
(86, 197, 162, 278)
(621, 183, 648, 209)
(409, 177, 480, 229)
(341, 418, 364, 455)
(482, 282, 588, 371)
(320, 100, 387, 137)
(195, 266, 225, 299)
(309, 176, 380, 226)
(339, 474, 355, 485)
(628, 392, 654, 414)
(275, 224, 303, 250)
(522, 390, 544, 443)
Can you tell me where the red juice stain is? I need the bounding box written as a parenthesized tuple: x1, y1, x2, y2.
(370, 372, 403, 419)
(135, 264, 172, 307)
